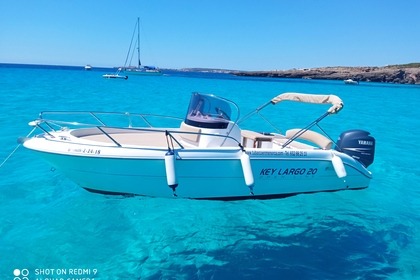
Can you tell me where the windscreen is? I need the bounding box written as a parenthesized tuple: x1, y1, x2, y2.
(184, 93, 232, 129)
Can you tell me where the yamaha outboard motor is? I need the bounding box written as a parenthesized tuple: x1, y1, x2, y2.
(335, 130, 375, 167)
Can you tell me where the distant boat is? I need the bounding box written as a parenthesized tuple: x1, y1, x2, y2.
(102, 68, 128, 80)
(344, 79, 359, 85)
(122, 17, 162, 76)
(102, 73, 128, 80)
(84, 64, 92, 71)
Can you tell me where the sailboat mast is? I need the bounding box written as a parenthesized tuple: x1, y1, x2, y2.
(137, 17, 141, 67)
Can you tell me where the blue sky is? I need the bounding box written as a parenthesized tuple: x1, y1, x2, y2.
(1, 0, 419, 70)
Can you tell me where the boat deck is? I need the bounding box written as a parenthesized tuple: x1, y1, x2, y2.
(81, 131, 181, 148)
(76, 128, 330, 150)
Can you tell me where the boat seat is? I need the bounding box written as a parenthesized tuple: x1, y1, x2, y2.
(179, 122, 201, 146)
(272, 135, 315, 149)
(241, 130, 274, 148)
(285, 129, 332, 149)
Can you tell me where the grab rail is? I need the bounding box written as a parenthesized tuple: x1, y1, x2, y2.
(32, 111, 242, 149)
(39, 111, 184, 129)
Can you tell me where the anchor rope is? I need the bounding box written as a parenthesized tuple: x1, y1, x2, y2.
(0, 127, 37, 169)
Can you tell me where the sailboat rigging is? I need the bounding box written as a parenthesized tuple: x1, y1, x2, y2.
(123, 17, 162, 76)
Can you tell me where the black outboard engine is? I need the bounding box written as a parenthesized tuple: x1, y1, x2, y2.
(335, 130, 375, 167)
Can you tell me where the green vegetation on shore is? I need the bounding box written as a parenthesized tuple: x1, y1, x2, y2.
(387, 63, 420, 68)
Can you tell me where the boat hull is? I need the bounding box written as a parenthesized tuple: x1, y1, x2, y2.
(102, 74, 128, 79)
(25, 138, 371, 200)
(123, 69, 162, 76)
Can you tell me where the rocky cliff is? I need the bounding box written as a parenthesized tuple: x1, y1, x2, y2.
(233, 65, 420, 84)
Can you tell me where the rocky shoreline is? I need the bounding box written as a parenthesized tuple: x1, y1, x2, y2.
(233, 65, 420, 84)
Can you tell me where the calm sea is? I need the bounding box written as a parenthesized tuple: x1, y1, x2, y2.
(1, 64, 419, 279)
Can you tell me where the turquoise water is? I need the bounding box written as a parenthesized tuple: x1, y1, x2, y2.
(1, 64, 420, 279)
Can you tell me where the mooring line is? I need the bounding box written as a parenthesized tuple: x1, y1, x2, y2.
(0, 127, 37, 169)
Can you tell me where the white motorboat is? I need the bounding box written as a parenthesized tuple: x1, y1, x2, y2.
(102, 73, 128, 80)
(344, 79, 359, 85)
(20, 92, 375, 200)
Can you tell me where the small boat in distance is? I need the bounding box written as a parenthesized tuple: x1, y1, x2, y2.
(20, 91, 376, 200)
(344, 78, 359, 85)
(84, 64, 92, 71)
(102, 68, 128, 80)
(122, 17, 162, 76)
(102, 73, 128, 80)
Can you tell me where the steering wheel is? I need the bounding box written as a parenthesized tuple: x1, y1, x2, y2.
(216, 107, 230, 120)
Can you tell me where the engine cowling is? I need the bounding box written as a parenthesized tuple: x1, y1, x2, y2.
(335, 130, 375, 167)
